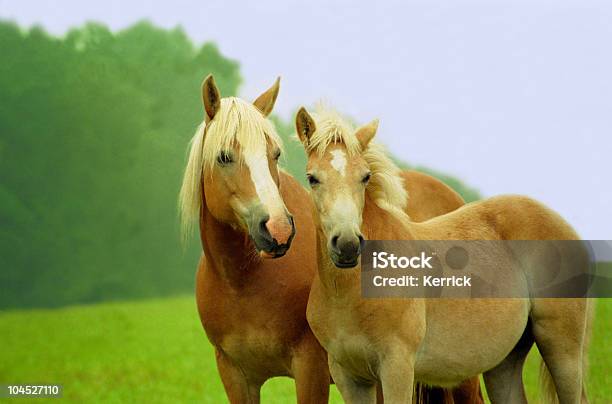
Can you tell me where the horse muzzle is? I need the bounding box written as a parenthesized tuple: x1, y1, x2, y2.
(329, 232, 365, 268)
(248, 213, 296, 259)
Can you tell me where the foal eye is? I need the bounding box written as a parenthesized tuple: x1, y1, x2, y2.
(362, 172, 372, 184)
(217, 151, 233, 165)
(307, 174, 320, 187)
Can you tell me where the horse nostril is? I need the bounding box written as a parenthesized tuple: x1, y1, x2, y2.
(331, 235, 339, 249)
(259, 216, 272, 241)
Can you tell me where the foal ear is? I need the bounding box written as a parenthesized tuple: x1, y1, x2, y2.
(253, 77, 281, 117)
(202, 74, 221, 123)
(295, 107, 316, 146)
(355, 119, 379, 150)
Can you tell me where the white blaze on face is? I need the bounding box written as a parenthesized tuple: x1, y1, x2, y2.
(244, 153, 285, 217)
(244, 152, 292, 244)
(324, 193, 361, 236)
(330, 149, 347, 177)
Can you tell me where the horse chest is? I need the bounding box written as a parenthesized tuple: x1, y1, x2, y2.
(219, 329, 287, 367)
(328, 331, 373, 358)
(310, 303, 379, 378)
(199, 294, 294, 375)
(202, 302, 289, 356)
(328, 330, 379, 380)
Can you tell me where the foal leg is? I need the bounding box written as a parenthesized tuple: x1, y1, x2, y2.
(483, 327, 534, 404)
(531, 298, 588, 404)
(378, 353, 415, 404)
(215, 349, 262, 404)
(328, 357, 376, 404)
(292, 332, 331, 404)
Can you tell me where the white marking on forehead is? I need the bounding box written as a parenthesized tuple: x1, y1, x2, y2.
(330, 150, 347, 177)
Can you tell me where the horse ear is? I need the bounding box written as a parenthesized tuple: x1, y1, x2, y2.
(355, 119, 379, 150)
(253, 77, 280, 117)
(202, 74, 221, 123)
(296, 107, 316, 146)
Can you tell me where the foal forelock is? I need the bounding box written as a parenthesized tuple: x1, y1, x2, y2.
(179, 97, 282, 240)
(305, 107, 361, 157)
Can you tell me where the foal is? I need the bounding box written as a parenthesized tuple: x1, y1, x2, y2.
(296, 106, 590, 404)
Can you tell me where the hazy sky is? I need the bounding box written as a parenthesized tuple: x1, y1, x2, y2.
(2, 0, 610, 238)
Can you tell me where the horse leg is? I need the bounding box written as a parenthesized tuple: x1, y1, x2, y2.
(375, 383, 384, 403)
(413, 383, 454, 404)
(291, 333, 330, 404)
(483, 326, 534, 404)
(531, 298, 587, 404)
(378, 353, 415, 404)
(452, 378, 484, 404)
(328, 356, 376, 404)
(215, 349, 262, 404)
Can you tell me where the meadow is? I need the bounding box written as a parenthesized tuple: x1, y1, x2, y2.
(0, 296, 609, 403)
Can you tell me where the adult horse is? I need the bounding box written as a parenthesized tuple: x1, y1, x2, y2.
(179, 75, 481, 403)
(296, 106, 591, 404)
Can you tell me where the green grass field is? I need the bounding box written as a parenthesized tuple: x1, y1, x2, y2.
(0, 296, 609, 403)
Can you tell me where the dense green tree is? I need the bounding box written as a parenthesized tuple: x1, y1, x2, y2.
(0, 21, 241, 308)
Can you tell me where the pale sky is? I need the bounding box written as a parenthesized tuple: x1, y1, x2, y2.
(1, 0, 610, 238)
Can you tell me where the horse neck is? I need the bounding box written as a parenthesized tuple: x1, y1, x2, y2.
(199, 195, 255, 288)
(362, 193, 416, 240)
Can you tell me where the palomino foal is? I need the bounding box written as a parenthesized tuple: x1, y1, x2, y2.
(296, 106, 591, 404)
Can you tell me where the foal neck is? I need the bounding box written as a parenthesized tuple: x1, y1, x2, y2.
(362, 194, 416, 240)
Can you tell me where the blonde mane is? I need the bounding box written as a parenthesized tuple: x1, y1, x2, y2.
(308, 106, 408, 213)
(179, 97, 282, 239)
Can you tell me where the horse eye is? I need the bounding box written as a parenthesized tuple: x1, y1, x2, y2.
(217, 151, 233, 165)
(307, 174, 320, 187)
(273, 150, 281, 161)
(362, 172, 372, 184)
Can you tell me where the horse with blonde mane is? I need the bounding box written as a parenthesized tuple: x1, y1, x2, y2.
(179, 75, 482, 403)
(296, 106, 591, 404)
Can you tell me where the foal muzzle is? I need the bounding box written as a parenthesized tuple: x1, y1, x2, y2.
(329, 232, 365, 268)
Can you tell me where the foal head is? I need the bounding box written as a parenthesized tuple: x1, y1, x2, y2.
(295, 107, 379, 268)
(180, 75, 295, 258)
